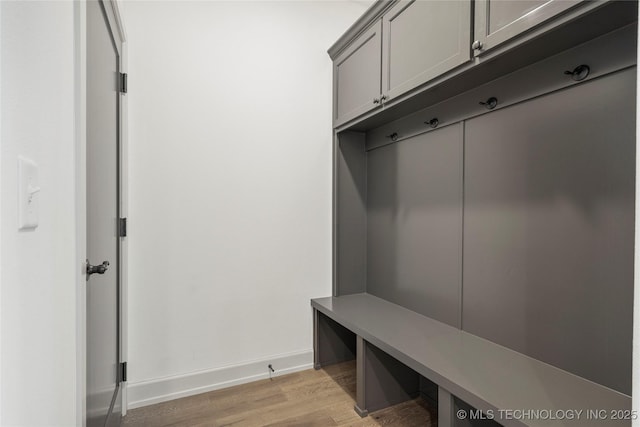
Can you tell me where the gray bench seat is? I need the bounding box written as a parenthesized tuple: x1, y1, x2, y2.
(311, 293, 631, 427)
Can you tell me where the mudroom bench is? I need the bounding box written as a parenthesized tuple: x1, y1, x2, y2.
(312, 294, 631, 427)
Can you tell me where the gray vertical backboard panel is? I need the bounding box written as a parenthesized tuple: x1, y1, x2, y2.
(367, 125, 463, 327)
(463, 68, 636, 395)
(336, 132, 367, 295)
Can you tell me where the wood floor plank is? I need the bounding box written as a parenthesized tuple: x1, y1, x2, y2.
(123, 361, 435, 426)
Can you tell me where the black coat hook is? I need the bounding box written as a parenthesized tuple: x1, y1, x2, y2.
(564, 64, 590, 81)
(479, 97, 498, 110)
(425, 118, 439, 128)
(386, 132, 399, 141)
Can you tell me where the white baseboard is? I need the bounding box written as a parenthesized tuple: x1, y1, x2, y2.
(126, 350, 313, 409)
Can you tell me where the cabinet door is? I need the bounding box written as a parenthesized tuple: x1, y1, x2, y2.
(334, 21, 382, 126)
(474, 0, 583, 55)
(382, 0, 471, 100)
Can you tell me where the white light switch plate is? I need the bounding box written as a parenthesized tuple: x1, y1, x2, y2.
(18, 156, 39, 230)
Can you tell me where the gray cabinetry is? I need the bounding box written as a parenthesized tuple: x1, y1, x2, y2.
(334, 21, 382, 126)
(382, 0, 471, 100)
(323, 1, 636, 424)
(473, 0, 583, 55)
(330, 0, 616, 128)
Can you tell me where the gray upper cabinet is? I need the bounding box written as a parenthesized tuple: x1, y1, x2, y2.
(473, 0, 583, 55)
(382, 0, 471, 100)
(334, 21, 382, 126)
(330, 0, 598, 128)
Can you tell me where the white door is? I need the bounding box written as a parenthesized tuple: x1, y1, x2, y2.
(86, 1, 123, 426)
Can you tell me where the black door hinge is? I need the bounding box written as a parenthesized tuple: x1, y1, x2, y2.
(120, 72, 128, 93)
(119, 217, 127, 237)
(119, 362, 128, 382)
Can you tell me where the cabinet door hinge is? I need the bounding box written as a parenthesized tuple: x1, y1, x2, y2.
(120, 72, 128, 93)
(119, 217, 127, 237)
(119, 362, 127, 382)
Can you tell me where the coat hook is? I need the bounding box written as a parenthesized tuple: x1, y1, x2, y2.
(564, 64, 590, 81)
(425, 118, 439, 128)
(386, 132, 399, 141)
(479, 97, 498, 110)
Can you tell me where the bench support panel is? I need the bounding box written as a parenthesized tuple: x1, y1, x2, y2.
(355, 336, 368, 417)
(438, 387, 454, 427)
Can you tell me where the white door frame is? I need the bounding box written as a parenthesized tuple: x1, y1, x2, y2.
(75, 1, 128, 424)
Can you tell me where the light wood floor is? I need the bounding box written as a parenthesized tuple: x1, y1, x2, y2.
(123, 361, 436, 426)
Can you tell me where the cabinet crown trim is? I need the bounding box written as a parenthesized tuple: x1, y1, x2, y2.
(328, 0, 395, 60)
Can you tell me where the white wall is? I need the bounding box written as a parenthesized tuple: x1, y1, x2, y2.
(0, 1, 3, 422)
(121, 0, 370, 407)
(0, 1, 78, 425)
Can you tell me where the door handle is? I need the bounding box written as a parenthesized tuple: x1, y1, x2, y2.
(86, 259, 110, 277)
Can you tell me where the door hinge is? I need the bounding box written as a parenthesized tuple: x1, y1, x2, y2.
(119, 362, 127, 382)
(120, 72, 128, 93)
(119, 217, 127, 237)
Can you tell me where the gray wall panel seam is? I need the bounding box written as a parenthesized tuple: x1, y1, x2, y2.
(460, 120, 466, 331)
(364, 141, 369, 294)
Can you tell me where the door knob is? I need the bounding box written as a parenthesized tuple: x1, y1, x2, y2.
(86, 259, 110, 277)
